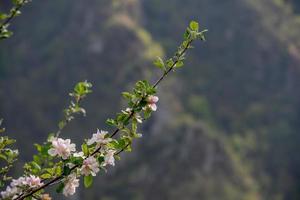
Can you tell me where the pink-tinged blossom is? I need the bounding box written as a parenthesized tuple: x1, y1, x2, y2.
(146, 95, 159, 111)
(103, 150, 116, 166)
(48, 138, 76, 160)
(1, 175, 42, 199)
(80, 156, 100, 176)
(11, 175, 42, 188)
(63, 174, 79, 197)
(87, 129, 111, 147)
(25, 175, 43, 188)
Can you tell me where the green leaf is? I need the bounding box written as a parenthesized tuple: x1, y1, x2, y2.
(12, 0, 22, 5)
(40, 173, 52, 179)
(70, 156, 83, 165)
(82, 143, 89, 156)
(183, 29, 190, 40)
(33, 155, 40, 163)
(144, 108, 152, 119)
(153, 57, 165, 71)
(0, 30, 13, 39)
(106, 118, 116, 126)
(0, 154, 7, 161)
(124, 143, 132, 152)
(34, 144, 42, 152)
(0, 13, 8, 20)
(122, 92, 133, 100)
(108, 140, 120, 149)
(31, 161, 41, 172)
(166, 58, 174, 68)
(174, 61, 184, 68)
(0, 180, 4, 188)
(132, 120, 137, 135)
(63, 166, 71, 176)
(97, 156, 104, 165)
(74, 81, 92, 96)
(55, 166, 62, 176)
(84, 175, 93, 188)
(58, 121, 66, 129)
(41, 143, 51, 155)
(56, 183, 65, 193)
(118, 139, 126, 148)
(46, 168, 55, 175)
(190, 21, 199, 31)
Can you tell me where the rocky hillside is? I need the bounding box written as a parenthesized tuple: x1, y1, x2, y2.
(0, 0, 300, 199)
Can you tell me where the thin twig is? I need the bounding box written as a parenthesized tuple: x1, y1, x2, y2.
(0, 0, 27, 32)
(56, 97, 82, 138)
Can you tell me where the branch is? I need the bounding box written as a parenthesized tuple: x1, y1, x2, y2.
(13, 21, 207, 200)
(0, 0, 29, 40)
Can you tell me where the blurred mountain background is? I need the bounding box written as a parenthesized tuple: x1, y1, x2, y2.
(1, 0, 300, 199)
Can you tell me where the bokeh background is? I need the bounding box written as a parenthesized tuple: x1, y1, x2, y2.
(1, 0, 300, 199)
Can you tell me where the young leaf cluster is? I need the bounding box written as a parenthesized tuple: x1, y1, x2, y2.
(0, 120, 19, 188)
(153, 21, 207, 87)
(0, 0, 30, 40)
(57, 81, 92, 136)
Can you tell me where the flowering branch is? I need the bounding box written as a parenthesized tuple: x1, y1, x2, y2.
(1, 21, 207, 200)
(0, 0, 30, 40)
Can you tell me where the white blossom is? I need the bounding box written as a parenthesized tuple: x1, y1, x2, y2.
(63, 174, 79, 197)
(103, 150, 116, 166)
(48, 138, 76, 159)
(1, 186, 18, 199)
(1, 175, 42, 199)
(146, 95, 159, 111)
(11, 176, 26, 187)
(80, 156, 100, 176)
(135, 114, 143, 123)
(87, 129, 111, 147)
(126, 108, 143, 123)
(73, 151, 84, 158)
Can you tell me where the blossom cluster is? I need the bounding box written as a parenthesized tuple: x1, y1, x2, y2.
(48, 129, 119, 196)
(48, 138, 76, 159)
(0, 95, 159, 199)
(62, 174, 79, 197)
(1, 175, 42, 199)
(47, 96, 160, 197)
(54, 131, 118, 196)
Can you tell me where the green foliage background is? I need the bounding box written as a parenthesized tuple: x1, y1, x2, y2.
(1, 0, 300, 199)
